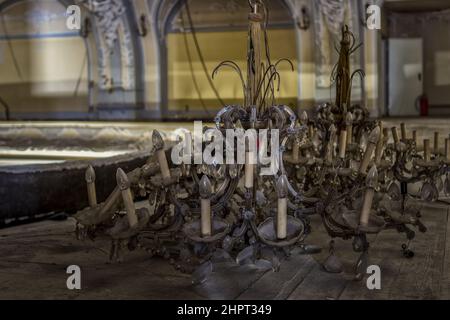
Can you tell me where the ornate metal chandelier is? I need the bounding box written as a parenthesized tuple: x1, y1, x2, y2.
(73, 0, 450, 283)
(284, 24, 449, 276)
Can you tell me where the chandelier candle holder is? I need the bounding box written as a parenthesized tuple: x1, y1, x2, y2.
(71, 0, 450, 282)
(276, 175, 289, 240)
(284, 24, 449, 274)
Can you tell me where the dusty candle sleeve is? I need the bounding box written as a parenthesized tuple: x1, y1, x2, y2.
(201, 199, 212, 237)
(244, 152, 255, 189)
(277, 198, 288, 239)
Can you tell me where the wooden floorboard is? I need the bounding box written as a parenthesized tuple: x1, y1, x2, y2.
(339, 206, 449, 300)
(287, 264, 349, 300)
(338, 231, 403, 299)
(0, 201, 449, 300)
(385, 206, 448, 299)
(441, 207, 450, 299)
(237, 249, 316, 300)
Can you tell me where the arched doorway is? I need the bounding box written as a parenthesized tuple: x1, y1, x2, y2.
(0, 0, 89, 119)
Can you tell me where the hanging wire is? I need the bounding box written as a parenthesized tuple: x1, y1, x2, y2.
(0, 10, 23, 80)
(184, 0, 225, 107)
(73, 52, 87, 97)
(212, 60, 246, 106)
(213, 0, 294, 112)
(180, 11, 211, 117)
(0, 96, 10, 120)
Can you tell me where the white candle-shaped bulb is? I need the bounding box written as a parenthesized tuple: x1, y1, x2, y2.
(308, 121, 314, 138)
(359, 127, 380, 174)
(391, 127, 400, 144)
(276, 175, 288, 240)
(360, 165, 378, 227)
(374, 122, 384, 165)
(152, 129, 165, 150)
(244, 150, 255, 189)
(300, 111, 308, 125)
(383, 128, 389, 143)
(85, 165, 97, 207)
(252, 0, 259, 13)
(152, 130, 171, 180)
(400, 123, 407, 141)
(199, 175, 212, 237)
(412, 130, 417, 144)
(424, 139, 430, 162)
(338, 128, 347, 159)
(346, 112, 353, 146)
(369, 127, 381, 144)
(434, 132, 439, 154)
(326, 124, 336, 163)
(116, 168, 138, 228)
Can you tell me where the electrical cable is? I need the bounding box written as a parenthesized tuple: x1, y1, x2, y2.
(0, 96, 10, 120)
(180, 11, 211, 117)
(74, 52, 87, 97)
(184, 0, 225, 107)
(0, 10, 23, 80)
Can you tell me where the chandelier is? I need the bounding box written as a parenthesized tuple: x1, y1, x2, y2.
(73, 0, 450, 284)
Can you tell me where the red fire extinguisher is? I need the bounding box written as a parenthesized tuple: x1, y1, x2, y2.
(416, 93, 429, 116)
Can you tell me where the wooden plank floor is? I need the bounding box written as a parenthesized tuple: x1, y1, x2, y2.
(0, 204, 448, 300)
